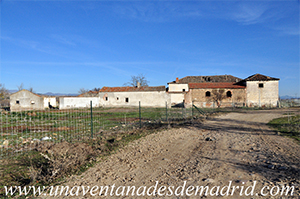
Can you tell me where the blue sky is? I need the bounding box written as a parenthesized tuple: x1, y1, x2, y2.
(1, 1, 299, 96)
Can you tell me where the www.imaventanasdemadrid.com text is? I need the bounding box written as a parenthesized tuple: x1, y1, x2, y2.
(5, 181, 295, 197)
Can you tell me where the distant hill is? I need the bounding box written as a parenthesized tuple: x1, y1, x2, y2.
(280, 95, 294, 100)
(9, 90, 77, 96)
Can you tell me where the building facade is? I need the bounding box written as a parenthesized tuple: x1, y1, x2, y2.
(185, 82, 246, 108)
(9, 74, 280, 110)
(244, 74, 280, 107)
(98, 86, 170, 108)
(168, 74, 279, 108)
(10, 89, 57, 111)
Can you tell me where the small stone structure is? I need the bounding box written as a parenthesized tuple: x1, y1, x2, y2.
(10, 89, 57, 111)
(243, 74, 280, 107)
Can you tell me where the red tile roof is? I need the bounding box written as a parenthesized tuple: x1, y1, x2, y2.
(188, 82, 246, 89)
(100, 86, 166, 92)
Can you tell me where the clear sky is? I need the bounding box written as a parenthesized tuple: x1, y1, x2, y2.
(1, 1, 299, 96)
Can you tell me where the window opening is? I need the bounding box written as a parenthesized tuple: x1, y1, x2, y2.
(205, 91, 211, 97)
(226, 91, 232, 98)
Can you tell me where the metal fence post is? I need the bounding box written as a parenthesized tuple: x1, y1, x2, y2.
(192, 101, 194, 118)
(90, 101, 93, 139)
(139, 101, 141, 128)
(165, 101, 168, 122)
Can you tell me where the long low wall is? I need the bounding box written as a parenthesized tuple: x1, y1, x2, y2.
(59, 91, 171, 109)
(59, 97, 100, 109)
(98, 91, 171, 108)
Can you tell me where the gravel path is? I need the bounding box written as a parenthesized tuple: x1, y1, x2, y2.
(41, 109, 300, 198)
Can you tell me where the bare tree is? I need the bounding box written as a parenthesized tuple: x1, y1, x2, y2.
(0, 84, 10, 107)
(211, 89, 226, 108)
(0, 84, 9, 98)
(78, 88, 89, 94)
(17, 83, 24, 91)
(124, 74, 149, 87)
(92, 87, 101, 92)
(28, 87, 34, 92)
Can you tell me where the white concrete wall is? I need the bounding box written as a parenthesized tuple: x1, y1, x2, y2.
(169, 84, 189, 92)
(98, 91, 170, 107)
(169, 93, 185, 106)
(246, 81, 279, 107)
(43, 97, 57, 108)
(59, 97, 100, 109)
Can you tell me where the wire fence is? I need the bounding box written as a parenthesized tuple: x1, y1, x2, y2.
(0, 102, 204, 159)
(279, 99, 300, 107)
(1, 99, 298, 159)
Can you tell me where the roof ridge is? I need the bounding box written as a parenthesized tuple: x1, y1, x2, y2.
(244, 73, 280, 81)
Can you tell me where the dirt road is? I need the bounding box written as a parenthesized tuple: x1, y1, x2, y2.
(42, 109, 300, 198)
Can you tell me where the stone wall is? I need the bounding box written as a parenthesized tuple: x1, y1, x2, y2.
(246, 81, 279, 107)
(10, 90, 44, 111)
(187, 88, 246, 108)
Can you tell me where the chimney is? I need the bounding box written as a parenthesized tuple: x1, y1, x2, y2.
(137, 81, 141, 88)
(176, 77, 179, 83)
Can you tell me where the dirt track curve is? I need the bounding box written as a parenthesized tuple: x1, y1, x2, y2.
(41, 109, 300, 198)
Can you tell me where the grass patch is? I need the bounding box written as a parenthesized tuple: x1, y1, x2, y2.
(0, 104, 213, 197)
(0, 107, 199, 148)
(283, 112, 295, 115)
(0, 114, 201, 198)
(0, 151, 48, 198)
(268, 114, 300, 143)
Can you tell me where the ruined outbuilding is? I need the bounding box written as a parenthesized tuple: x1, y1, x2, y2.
(10, 89, 57, 111)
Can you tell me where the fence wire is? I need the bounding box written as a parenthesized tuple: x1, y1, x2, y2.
(0, 103, 205, 159)
(280, 99, 300, 107)
(2, 99, 297, 159)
